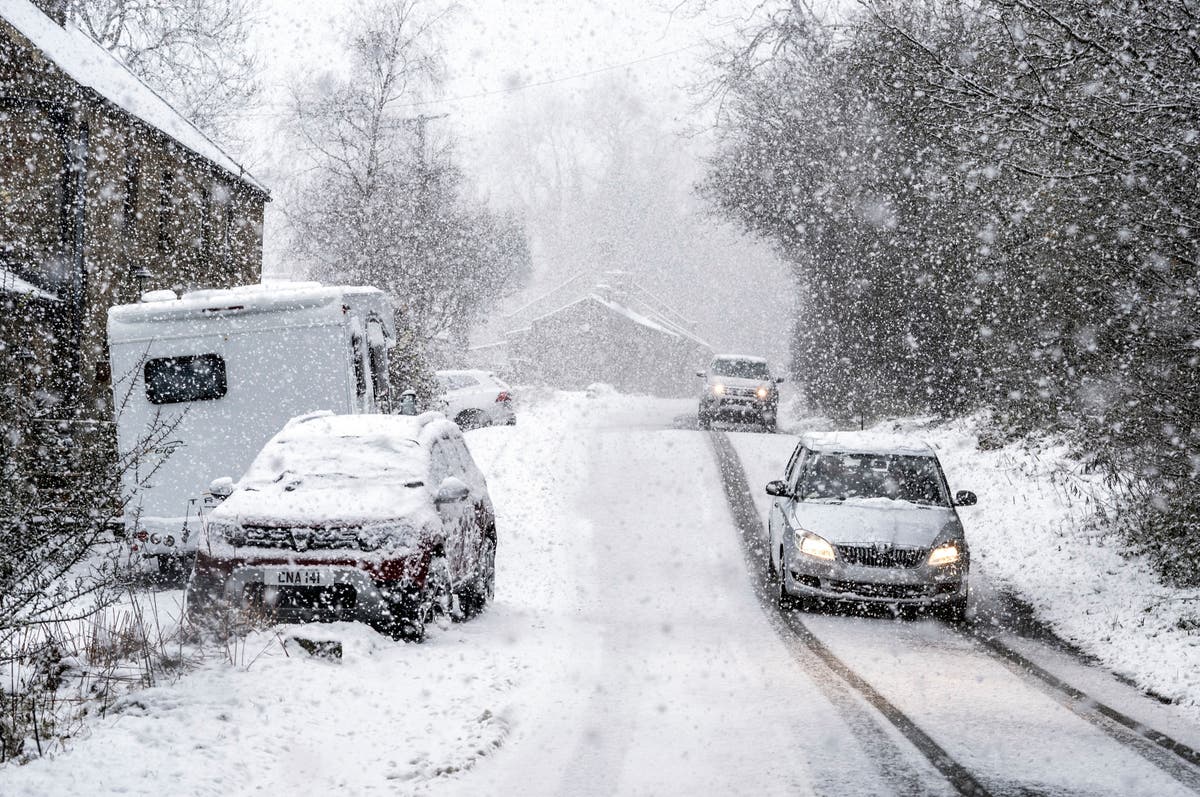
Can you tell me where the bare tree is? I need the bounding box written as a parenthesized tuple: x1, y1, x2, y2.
(284, 0, 530, 389)
(65, 0, 261, 141)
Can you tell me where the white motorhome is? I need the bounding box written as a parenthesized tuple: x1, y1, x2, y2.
(107, 282, 396, 574)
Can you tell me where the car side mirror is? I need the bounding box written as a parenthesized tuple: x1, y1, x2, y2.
(435, 476, 470, 504)
(208, 476, 234, 500)
(765, 480, 791, 497)
(774, 376, 786, 384)
(696, 370, 706, 378)
(954, 490, 977, 507)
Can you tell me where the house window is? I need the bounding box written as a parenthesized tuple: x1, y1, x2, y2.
(123, 154, 140, 231)
(144, 353, 227, 404)
(157, 170, 175, 253)
(0, 105, 65, 280)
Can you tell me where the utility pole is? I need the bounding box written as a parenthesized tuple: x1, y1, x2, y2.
(404, 112, 449, 173)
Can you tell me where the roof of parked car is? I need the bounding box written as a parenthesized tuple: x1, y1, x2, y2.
(714, 354, 768, 363)
(210, 411, 457, 528)
(800, 431, 937, 458)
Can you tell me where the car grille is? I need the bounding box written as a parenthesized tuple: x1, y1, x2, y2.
(836, 545, 927, 568)
(827, 580, 933, 600)
(242, 526, 360, 551)
(724, 386, 760, 398)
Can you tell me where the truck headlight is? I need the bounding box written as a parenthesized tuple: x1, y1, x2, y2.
(712, 383, 726, 396)
(798, 531, 835, 561)
(928, 543, 961, 567)
(756, 386, 769, 399)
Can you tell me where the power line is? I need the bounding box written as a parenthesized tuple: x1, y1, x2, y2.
(242, 43, 703, 117)
(399, 43, 704, 108)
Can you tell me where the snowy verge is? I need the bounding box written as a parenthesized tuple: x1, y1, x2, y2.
(0, 391, 608, 794)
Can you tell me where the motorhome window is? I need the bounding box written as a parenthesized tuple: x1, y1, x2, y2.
(368, 341, 388, 403)
(366, 320, 388, 399)
(351, 336, 368, 398)
(144, 354, 227, 404)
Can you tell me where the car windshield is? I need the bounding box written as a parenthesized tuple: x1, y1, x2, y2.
(712, 359, 770, 379)
(799, 452, 948, 506)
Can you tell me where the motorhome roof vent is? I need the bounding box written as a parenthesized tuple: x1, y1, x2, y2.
(140, 289, 178, 303)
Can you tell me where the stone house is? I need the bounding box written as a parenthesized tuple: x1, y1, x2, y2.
(0, 0, 268, 423)
(505, 271, 713, 395)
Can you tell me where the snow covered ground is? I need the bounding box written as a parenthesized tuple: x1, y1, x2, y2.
(4, 392, 1199, 795)
(2, 393, 887, 795)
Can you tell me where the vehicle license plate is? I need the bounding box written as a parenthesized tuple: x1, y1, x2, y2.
(264, 568, 330, 587)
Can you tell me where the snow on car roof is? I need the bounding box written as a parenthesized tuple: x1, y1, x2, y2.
(713, 354, 768, 363)
(0, 0, 267, 195)
(801, 431, 936, 457)
(211, 412, 453, 528)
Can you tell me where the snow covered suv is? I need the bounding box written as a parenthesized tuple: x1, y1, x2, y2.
(697, 355, 785, 432)
(767, 433, 976, 621)
(185, 411, 497, 641)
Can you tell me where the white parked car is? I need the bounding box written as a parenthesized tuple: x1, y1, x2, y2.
(435, 369, 516, 429)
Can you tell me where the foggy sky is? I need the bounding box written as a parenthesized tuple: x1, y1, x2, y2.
(246, 0, 793, 365)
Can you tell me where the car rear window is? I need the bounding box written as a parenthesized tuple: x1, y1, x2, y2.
(144, 354, 228, 404)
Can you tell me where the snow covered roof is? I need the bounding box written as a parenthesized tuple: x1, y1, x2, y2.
(801, 431, 937, 458)
(0, 265, 57, 300)
(109, 282, 390, 325)
(212, 411, 451, 529)
(0, 0, 267, 196)
(524, 289, 712, 350)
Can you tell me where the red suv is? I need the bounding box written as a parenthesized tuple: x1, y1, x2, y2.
(185, 411, 496, 641)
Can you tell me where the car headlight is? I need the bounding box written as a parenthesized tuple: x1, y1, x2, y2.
(712, 383, 725, 395)
(797, 531, 836, 561)
(207, 521, 244, 546)
(928, 543, 961, 567)
(358, 523, 416, 552)
(755, 386, 769, 399)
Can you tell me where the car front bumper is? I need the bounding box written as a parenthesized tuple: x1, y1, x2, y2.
(700, 396, 777, 419)
(191, 554, 428, 624)
(783, 556, 967, 605)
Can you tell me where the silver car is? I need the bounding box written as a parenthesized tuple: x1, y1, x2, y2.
(766, 433, 976, 620)
(697, 354, 784, 432)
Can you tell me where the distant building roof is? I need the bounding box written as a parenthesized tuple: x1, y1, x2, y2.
(510, 271, 712, 351)
(0, 265, 57, 300)
(0, 0, 268, 196)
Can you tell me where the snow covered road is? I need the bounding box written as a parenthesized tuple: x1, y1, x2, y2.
(724, 427, 1200, 797)
(5, 393, 1200, 796)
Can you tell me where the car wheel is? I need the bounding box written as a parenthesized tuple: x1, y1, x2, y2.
(937, 596, 969, 624)
(778, 549, 796, 610)
(458, 535, 496, 618)
(425, 555, 457, 627)
(184, 570, 223, 626)
(372, 594, 426, 642)
(455, 409, 488, 430)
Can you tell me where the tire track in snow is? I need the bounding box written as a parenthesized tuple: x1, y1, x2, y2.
(711, 428, 1200, 796)
(962, 627, 1200, 792)
(707, 430, 992, 797)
